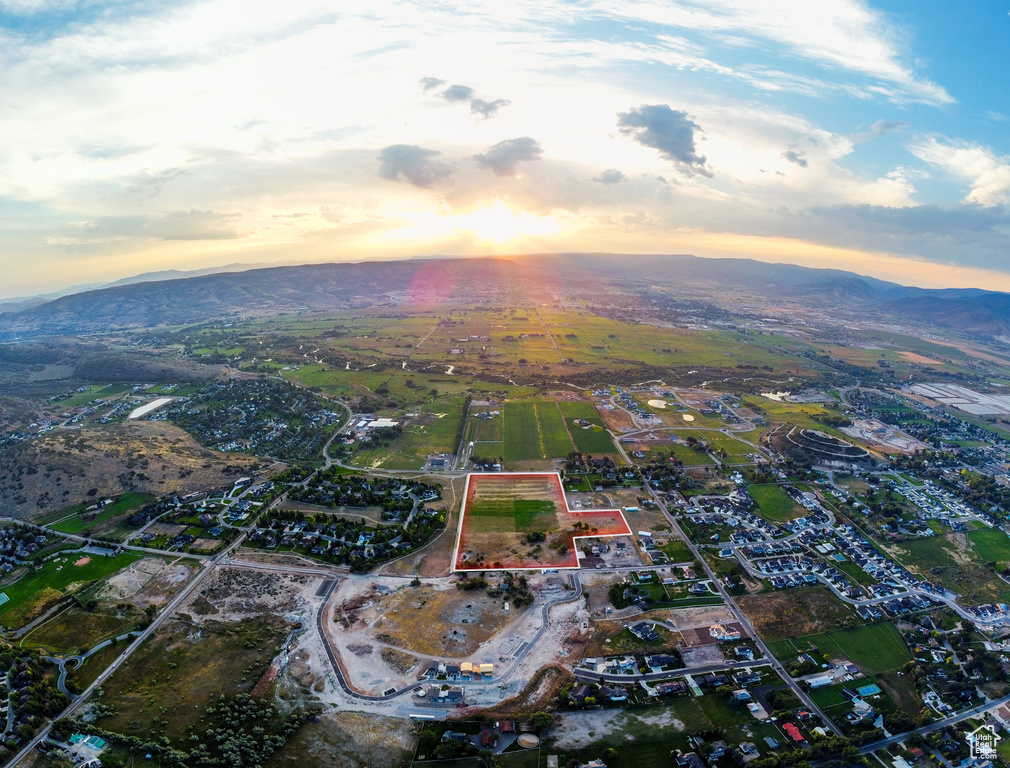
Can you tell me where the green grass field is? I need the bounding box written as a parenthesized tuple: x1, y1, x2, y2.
(548, 693, 785, 768)
(22, 603, 145, 654)
(503, 400, 575, 461)
(666, 443, 715, 466)
(351, 395, 466, 469)
(49, 492, 153, 534)
(767, 622, 911, 674)
(659, 538, 694, 562)
(0, 552, 141, 628)
(466, 497, 557, 533)
(747, 484, 804, 521)
(468, 414, 503, 442)
(558, 400, 618, 454)
(967, 528, 1010, 565)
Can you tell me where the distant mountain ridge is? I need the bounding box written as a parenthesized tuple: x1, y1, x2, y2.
(0, 253, 1008, 340)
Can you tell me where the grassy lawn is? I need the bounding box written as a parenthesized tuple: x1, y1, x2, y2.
(767, 622, 911, 674)
(49, 492, 153, 534)
(667, 443, 715, 466)
(0, 552, 141, 629)
(659, 538, 694, 562)
(747, 484, 804, 521)
(967, 528, 1010, 565)
(586, 624, 679, 656)
(834, 559, 875, 587)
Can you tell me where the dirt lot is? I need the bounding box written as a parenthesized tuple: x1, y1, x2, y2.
(99, 557, 193, 608)
(333, 576, 527, 658)
(669, 604, 735, 629)
(581, 571, 636, 619)
(146, 522, 187, 536)
(737, 587, 857, 642)
(597, 406, 636, 434)
(266, 711, 416, 768)
(683, 621, 747, 645)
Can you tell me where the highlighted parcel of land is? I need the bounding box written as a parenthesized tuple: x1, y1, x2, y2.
(452, 472, 630, 570)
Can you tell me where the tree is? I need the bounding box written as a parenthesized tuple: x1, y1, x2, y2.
(529, 711, 554, 731)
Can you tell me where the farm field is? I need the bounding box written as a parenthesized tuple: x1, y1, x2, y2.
(502, 400, 575, 463)
(748, 484, 804, 521)
(467, 411, 503, 442)
(0, 552, 142, 629)
(558, 400, 618, 455)
(767, 622, 911, 674)
(454, 473, 630, 570)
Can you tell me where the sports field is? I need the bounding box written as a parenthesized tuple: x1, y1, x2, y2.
(453, 472, 630, 570)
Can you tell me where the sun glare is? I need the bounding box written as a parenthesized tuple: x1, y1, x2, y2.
(389, 200, 561, 244)
(452, 201, 558, 242)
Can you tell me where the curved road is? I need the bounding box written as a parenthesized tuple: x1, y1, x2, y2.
(313, 572, 585, 702)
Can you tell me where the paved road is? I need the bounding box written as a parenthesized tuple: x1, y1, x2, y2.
(858, 690, 1010, 754)
(574, 659, 772, 685)
(643, 483, 844, 736)
(3, 536, 246, 767)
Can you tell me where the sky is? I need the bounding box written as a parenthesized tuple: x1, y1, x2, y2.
(2, 0, 1010, 298)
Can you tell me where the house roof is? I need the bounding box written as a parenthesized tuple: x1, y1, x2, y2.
(783, 723, 804, 741)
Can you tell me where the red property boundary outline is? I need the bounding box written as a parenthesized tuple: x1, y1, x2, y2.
(451, 472, 632, 571)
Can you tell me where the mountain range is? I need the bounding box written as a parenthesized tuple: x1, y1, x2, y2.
(0, 254, 1008, 341)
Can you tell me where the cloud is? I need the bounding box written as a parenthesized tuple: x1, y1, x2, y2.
(617, 105, 710, 175)
(872, 120, 908, 135)
(75, 210, 242, 241)
(125, 168, 187, 199)
(593, 168, 627, 185)
(421, 78, 508, 119)
(419, 76, 446, 92)
(377, 144, 452, 188)
(598, 0, 952, 105)
(473, 137, 543, 176)
(911, 137, 1010, 206)
(782, 150, 807, 168)
(470, 98, 510, 120)
(441, 84, 475, 102)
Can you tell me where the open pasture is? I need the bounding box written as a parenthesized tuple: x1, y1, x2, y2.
(767, 621, 910, 674)
(558, 399, 618, 454)
(502, 399, 575, 462)
(454, 473, 630, 570)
